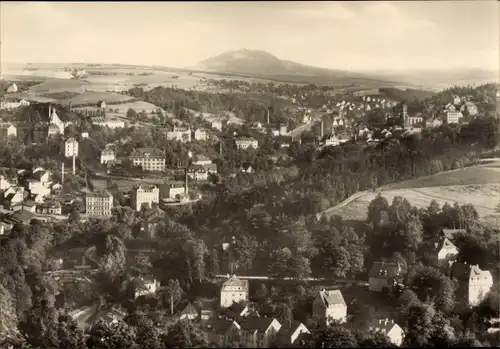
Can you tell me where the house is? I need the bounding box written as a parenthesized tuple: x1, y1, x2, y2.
(81, 132, 89, 139)
(196, 298, 218, 320)
(240, 317, 282, 348)
(422, 236, 459, 268)
(36, 201, 62, 215)
(49, 105, 65, 135)
(140, 206, 165, 239)
(460, 101, 479, 116)
(426, 118, 443, 128)
(324, 135, 340, 147)
(203, 163, 218, 174)
(368, 318, 404, 347)
(0, 222, 12, 236)
(220, 275, 249, 308)
(90, 117, 125, 129)
(0, 123, 17, 138)
(0, 175, 12, 191)
(130, 185, 159, 212)
(2, 209, 36, 225)
(194, 155, 212, 166)
(159, 182, 186, 200)
(100, 145, 116, 164)
(235, 137, 258, 150)
(312, 289, 347, 325)
(85, 190, 114, 217)
(133, 275, 159, 299)
(187, 166, 208, 181)
(167, 127, 192, 143)
(130, 148, 166, 172)
(65, 137, 79, 157)
(194, 128, 208, 141)
(3, 188, 25, 210)
(202, 319, 242, 347)
(445, 105, 463, 124)
(276, 321, 310, 345)
(450, 262, 494, 306)
(97, 100, 106, 109)
(176, 301, 199, 321)
(6, 83, 18, 93)
(368, 262, 403, 293)
(211, 120, 223, 131)
(223, 302, 251, 321)
(239, 164, 253, 173)
(21, 200, 37, 213)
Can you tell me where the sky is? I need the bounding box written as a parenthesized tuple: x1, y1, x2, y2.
(1, 1, 499, 72)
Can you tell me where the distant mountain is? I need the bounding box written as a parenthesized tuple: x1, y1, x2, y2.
(196, 49, 410, 88)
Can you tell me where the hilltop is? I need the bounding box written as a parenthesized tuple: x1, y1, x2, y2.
(197, 49, 410, 88)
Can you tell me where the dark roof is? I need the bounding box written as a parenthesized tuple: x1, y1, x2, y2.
(201, 319, 238, 334)
(369, 261, 401, 278)
(222, 275, 249, 292)
(130, 148, 165, 158)
(450, 262, 490, 281)
(4, 209, 35, 224)
(319, 289, 346, 307)
(227, 302, 248, 316)
(203, 163, 217, 171)
(423, 236, 457, 253)
(240, 317, 278, 333)
(369, 318, 399, 334)
(22, 200, 36, 207)
(277, 321, 306, 338)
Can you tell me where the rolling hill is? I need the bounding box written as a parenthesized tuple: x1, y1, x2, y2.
(196, 49, 413, 88)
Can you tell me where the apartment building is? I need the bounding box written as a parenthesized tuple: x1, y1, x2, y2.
(235, 137, 258, 150)
(100, 145, 116, 164)
(312, 289, 347, 325)
(130, 184, 159, 211)
(220, 275, 249, 308)
(85, 190, 114, 217)
(167, 127, 192, 143)
(130, 148, 166, 172)
(65, 137, 79, 157)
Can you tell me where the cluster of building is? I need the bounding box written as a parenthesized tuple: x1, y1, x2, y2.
(0, 168, 65, 234)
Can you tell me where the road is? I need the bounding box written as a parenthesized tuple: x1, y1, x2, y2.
(316, 191, 369, 221)
(214, 274, 368, 286)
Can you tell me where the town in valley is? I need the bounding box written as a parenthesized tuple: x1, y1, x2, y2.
(0, 1, 499, 348)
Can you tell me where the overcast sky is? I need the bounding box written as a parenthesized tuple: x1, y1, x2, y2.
(1, 1, 499, 71)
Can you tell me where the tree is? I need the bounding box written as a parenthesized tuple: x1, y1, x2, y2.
(268, 247, 292, 278)
(86, 320, 139, 349)
(161, 279, 183, 315)
(161, 320, 208, 348)
(367, 194, 390, 228)
(206, 248, 220, 277)
(303, 325, 359, 348)
(127, 108, 139, 122)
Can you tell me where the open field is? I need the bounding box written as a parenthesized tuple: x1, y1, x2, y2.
(58, 91, 136, 107)
(105, 100, 166, 115)
(323, 162, 500, 223)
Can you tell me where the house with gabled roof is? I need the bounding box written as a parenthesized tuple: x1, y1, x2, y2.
(276, 320, 310, 345)
(240, 317, 281, 348)
(368, 318, 404, 346)
(450, 262, 493, 306)
(220, 275, 249, 308)
(202, 319, 242, 347)
(368, 261, 403, 293)
(312, 289, 347, 325)
(422, 236, 459, 268)
(176, 301, 198, 321)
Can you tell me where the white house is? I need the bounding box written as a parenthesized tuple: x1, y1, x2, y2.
(100, 146, 116, 164)
(235, 137, 258, 150)
(369, 318, 404, 347)
(65, 137, 79, 157)
(167, 127, 192, 143)
(134, 276, 159, 299)
(312, 289, 347, 325)
(6, 83, 18, 93)
(220, 275, 249, 308)
(423, 236, 459, 268)
(451, 262, 494, 306)
(0, 123, 17, 138)
(130, 185, 159, 212)
(0, 175, 13, 190)
(194, 128, 208, 141)
(194, 155, 212, 166)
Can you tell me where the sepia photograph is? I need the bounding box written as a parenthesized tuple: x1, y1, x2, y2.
(0, 1, 499, 348)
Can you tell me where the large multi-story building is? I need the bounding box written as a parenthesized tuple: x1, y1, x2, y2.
(220, 275, 249, 308)
(167, 127, 192, 143)
(65, 137, 79, 157)
(445, 105, 462, 124)
(130, 148, 166, 172)
(130, 185, 159, 211)
(159, 182, 186, 200)
(194, 128, 208, 141)
(235, 137, 258, 150)
(85, 190, 114, 217)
